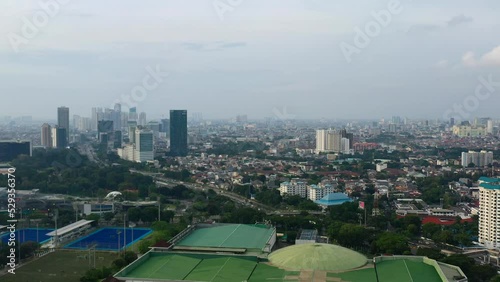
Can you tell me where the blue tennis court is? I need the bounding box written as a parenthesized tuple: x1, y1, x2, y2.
(0, 228, 54, 244)
(64, 227, 152, 251)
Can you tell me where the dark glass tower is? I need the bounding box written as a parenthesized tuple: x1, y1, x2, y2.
(169, 110, 188, 157)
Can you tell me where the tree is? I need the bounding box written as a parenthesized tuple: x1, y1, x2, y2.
(337, 224, 367, 249)
(127, 207, 142, 222)
(375, 232, 409, 255)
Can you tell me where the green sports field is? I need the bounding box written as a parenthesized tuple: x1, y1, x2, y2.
(176, 224, 274, 250)
(376, 259, 442, 282)
(0, 251, 118, 282)
(116, 252, 300, 282)
(326, 259, 443, 282)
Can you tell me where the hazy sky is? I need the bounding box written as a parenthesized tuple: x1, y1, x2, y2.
(1, 0, 499, 120)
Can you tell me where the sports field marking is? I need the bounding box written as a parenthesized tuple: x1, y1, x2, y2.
(210, 257, 231, 281)
(218, 224, 241, 247)
(403, 260, 414, 282)
(149, 255, 173, 278)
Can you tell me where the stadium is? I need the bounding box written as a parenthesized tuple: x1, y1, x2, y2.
(113, 223, 468, 282)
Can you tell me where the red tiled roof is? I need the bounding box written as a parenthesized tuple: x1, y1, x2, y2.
(422, 216, 473, 226)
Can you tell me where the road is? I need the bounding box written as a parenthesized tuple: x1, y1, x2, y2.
(130, 169, 325, 216)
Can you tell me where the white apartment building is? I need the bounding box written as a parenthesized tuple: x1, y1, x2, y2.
(307, 183, 337, 201)
(279, 179, 307, 197)
(479, 177, 500, 249)
(315, 129, 343, 153)
(461, 150, 493, 167)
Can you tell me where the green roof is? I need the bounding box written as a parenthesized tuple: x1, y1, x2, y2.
(177, 224, 275, 250)
(269, 243, 367, 271)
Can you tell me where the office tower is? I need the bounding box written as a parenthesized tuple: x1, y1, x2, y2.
(41, 123, 52, 148)
(147, 121, 161, 139)
(128, 121, 138, 144)
(114, 131, 122, 149)
(479, 177, 500, 248)
(450, 117, 455, 126)
(461, 150, 494, 167)
(0, 140, 32, 162)
(129, 107, 138, 121)
(98, 120, 114, 143)
(138, 112, 147, 126)
(52, 127, 67, 149)
(160, 119, 170, 135)
(91, 107, 103, 131)
(170, 110, 188, 157)
(57, 106, 70, 141)
(135, 128, 154, 162)
(113, 103, 122, 131)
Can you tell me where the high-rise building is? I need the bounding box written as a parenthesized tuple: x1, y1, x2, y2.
(315, 129, 351, 153)
(487, 120, 494, 134)
(170, 110, 188, 157)
(129, 107, 137, 121)
(41, 123, 52, 148)
(98, 120, 114, 143)
(113, 103, 122, 131)
(57, 106, 70, 141)
(135, 128, 154, 162)
(461, 150, 493, 167)
(128, 121, 138, 144)
(479, 177, 500, 248)
(160, 119, 170, 135)
(52, 127, 67, 148)
(138, 112, 147, 126)
(0, 140, 32, 162)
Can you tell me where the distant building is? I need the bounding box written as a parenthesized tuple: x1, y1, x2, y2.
(160, 119, 170, 135)
(461, 150, 493, 167)
(51, 126, 67, 148)
(307, 183, 337, 201)
(0, 140, 32, 162)
(98, 120, 114, 143)
(41, 123, 52, 148)
(479, 177, 500, 248)
(452, 125, 487, 137)
(279, 179, 307, 197)
(170, 110, 188, 157)
(57, 106, 70, 141)
(315, 129, 352, 153)
(134, 128, 154, 162)
(138, 112, 147, 126)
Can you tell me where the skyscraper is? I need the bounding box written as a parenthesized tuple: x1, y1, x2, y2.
(135, 128, 154, 162)
(41, 123, 52, 148)
(139, 112, 147, 126)
(170, 110, 188, 157)
(479, 177, 500, 248)
(57, 106, 70, 142)
(51, 127, 67, 149)
(113, 103, 122, 131)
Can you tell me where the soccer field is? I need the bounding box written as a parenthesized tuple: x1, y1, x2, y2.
(0, 251, 118, 282)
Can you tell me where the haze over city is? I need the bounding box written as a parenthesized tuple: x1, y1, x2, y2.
(1, 0, 500, 119)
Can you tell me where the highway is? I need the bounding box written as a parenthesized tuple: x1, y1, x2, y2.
(129, 169, 325, 216)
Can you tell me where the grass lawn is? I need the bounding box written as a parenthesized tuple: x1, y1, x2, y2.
(1, 250, 119, 282)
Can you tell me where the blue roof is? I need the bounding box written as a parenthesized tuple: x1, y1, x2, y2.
(315, 193, 352, 206)
(479, 177, 500, 183)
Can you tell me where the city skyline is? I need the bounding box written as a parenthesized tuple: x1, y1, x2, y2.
(1, 1, 500, 119)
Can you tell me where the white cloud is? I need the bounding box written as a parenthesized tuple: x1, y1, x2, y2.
(462, 45, 500, 67)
